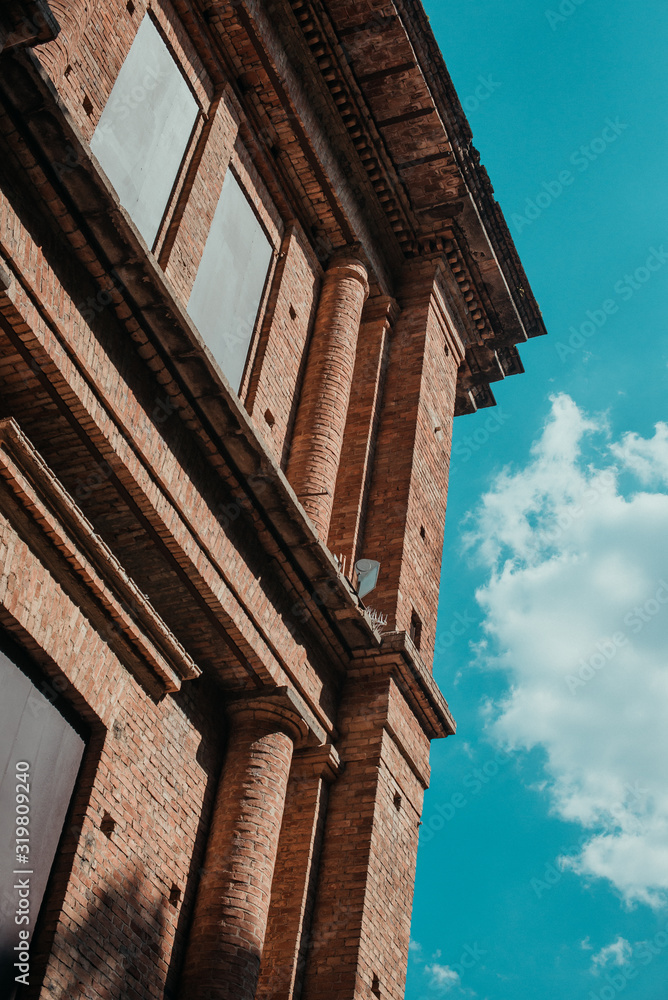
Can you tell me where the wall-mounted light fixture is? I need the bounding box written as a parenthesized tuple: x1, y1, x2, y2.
(355, 559, 380, 599)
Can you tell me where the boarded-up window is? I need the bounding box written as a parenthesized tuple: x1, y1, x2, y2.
(90, 15, 198, 247)
(0, 650, 85, 997)
(187, 170, 274, 392)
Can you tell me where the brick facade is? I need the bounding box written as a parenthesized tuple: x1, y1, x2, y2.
(0, 2, 545, 999)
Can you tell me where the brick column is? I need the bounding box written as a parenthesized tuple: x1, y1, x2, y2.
(327, 295, 398, 567)
(178, 697, 303, 1000)
(257, 745, 342, 1000)
(287, 255, 369, 541)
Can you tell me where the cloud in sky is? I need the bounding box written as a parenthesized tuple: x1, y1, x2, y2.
(425, 964, 462, 990)
(466, 394, 668, 907)
(591, 936, 632, 973)
(611, 422, 668, 486)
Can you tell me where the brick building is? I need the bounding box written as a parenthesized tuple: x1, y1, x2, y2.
(0, 1, 545, 999)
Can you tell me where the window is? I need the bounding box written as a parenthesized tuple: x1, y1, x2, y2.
(0, 647, 85, 993)
(90, 15, 198, 247)
(410, 610, 423, 650)
(187, 170, 274, 392)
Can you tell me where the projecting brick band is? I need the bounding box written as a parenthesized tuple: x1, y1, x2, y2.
(177, 706, 295, 1000)
(288, 255, 369, 540)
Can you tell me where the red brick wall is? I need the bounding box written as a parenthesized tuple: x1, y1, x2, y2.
(0, 502, 224, 1000)
(256, 750, 331, 999)
(38, 2, 213, 145)
(160, 92, 241, 303)
(178, 712, 295, 1000)
(359, 261, 464, 665)
(246, 226, 323, 470)
(299, 674, 430, 1000)
(33, 0, 323, 475)
(0, 185, 335, 718)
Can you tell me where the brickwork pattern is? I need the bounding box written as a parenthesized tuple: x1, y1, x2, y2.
(0, 0, 541, 997)
(287, 257, 369, 540)
(360, 262, 463, 664)
(256, 752, 331, 1000)
(246, 227, 323, 470)
(0, 499, 224, 1000)
(298, 674, 430, 1000)
(327, 295, 395, 569)
(178, 710, 295, 1000)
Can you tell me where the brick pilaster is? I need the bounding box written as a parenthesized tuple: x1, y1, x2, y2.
(287, 254, 369, 541)
(257, 744, 342, 1000)
(177, 697, 301, 1000)
(300, 672, 431, 1000)
(358, 259, 465, 665)
(327, 295, 398, 571)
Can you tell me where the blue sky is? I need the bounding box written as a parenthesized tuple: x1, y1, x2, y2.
(407, 3, 668, 999)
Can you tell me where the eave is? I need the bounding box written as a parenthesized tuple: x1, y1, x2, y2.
(239, 0, 548, 412)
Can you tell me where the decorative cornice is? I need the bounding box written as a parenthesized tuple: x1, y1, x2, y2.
(264, 0, 547, 410)
(0, 417, 200, 696)
(349, 630, 456, 741)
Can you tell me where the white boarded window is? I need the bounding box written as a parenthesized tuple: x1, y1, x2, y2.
(0, 650, 85, 993)
(187, 170, 274, 392)
(90, 16, 198, 247)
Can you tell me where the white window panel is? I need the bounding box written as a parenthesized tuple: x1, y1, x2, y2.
(90, 16, 198, 247)
(0, 650, 84, 994)
(188, 170, 274, 392)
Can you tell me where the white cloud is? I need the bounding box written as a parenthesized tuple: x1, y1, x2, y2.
(467, 394, 668, 907)
(611, 422, 668, 486)
(591, 936, 632, 972)
(425, 964, 462, 990)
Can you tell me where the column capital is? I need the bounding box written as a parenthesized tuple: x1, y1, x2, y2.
(291, 742, 343, 782)
(227, 685, 328, 748)
(324, 253, 370, 299)
(361, 293, 400, 327)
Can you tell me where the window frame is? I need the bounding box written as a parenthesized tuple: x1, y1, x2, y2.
(89, 10, 206, 254)
(186, 163, 278, 398)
